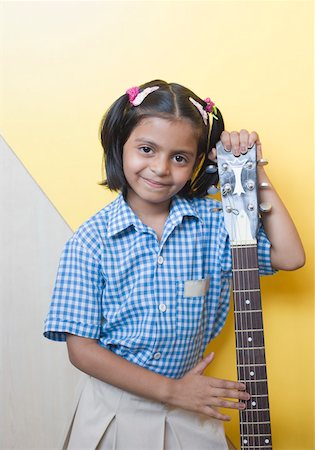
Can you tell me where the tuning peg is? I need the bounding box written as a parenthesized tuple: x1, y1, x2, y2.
(257, 159, 269, 166)
(205, 164, 218, 174)
(246, 179, 255, 191)
(259, 202, 272, 213)
(207, 185, 219, 195)
(259, 182, 270, 188)
(222, 183, 232, 196)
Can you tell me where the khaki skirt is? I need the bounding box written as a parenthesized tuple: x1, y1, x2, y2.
(60, 376, 230, 450)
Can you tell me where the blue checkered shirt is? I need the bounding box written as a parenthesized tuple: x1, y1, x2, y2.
(44, 194, 274, 378)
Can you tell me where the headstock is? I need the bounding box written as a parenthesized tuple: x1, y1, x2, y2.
(216, 141, 259, 245)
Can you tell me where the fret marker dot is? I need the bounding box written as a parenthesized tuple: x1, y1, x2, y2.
(265, 439, 270, 444)
(248, 337, 252, 342)
(245, 299, 250, 304)
(251, 401, 256, 406)
(250, 371, 255, 376)
(243, 440, 248, 444)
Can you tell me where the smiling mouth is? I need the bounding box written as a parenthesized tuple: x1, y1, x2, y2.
(141, 177, 169, 188)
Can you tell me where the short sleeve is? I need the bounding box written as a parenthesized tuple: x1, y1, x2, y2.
(256, 223, 276, 275)
(44, 236, 105, 342)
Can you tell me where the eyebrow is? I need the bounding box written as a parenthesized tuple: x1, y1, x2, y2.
(134, 138, 196, 156)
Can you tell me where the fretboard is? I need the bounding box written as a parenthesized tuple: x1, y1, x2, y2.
(231, 243, 272, 450)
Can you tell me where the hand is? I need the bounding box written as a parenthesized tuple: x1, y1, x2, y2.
(169, 352, 250, 421)
(209, 129, 263, 160)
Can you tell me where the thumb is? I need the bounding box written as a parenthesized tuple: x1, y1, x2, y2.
(191, 352, 215, 375)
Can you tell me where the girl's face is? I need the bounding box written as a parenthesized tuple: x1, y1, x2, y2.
(122, 116, 199, 214)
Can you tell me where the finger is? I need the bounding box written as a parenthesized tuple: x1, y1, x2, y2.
(208, 148, 217, 161)
(210, 387, 250, 401)
(191, 352, 215, 375)
(239, 129, 249, 154)
(248, 131, 259, 148)
(256, 138, 263, 160)
(220, 131, 232, 151)
(230, 131, 241, 156)
(207, 377, 247, 391)
(207, 397, 247, 410)
(201, 405, 231, 422)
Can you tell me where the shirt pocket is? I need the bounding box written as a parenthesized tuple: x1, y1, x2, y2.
(176, 278, 210, 340)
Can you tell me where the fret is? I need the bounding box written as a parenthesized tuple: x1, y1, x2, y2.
(233, 288, 261, 293)
(240, 421, 271, 425)
(231, 244, 257, 249)
(241, 446, 272, 449)
(238, 363, 266, 367)
(239, 378, 268, 383)
(236, 346, 265, 350)
(232, 268, 259, 272)
(237, 328, 263, 332)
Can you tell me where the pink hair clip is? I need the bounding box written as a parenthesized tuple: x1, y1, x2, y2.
(126, 86, 159, 106)
(189, 97, 208, 125)
(189, 97, 218, 124)
(204, 97, 218, 120)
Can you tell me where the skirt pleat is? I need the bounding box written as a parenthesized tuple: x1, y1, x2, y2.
(61, 376, 229, 450)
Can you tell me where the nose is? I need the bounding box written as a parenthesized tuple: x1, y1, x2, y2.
(150, 155, 170, 177)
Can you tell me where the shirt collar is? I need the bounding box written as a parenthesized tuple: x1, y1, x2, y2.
(107, 194, 202, 238)
(168, 195, 203, 228)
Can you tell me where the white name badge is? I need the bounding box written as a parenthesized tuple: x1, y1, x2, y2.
(184, 277, 210, 297)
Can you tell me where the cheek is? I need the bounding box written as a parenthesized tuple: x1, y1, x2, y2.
(123, 150, 143, 176)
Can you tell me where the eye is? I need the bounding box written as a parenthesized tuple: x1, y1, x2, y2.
(139, 146, 153, 154)
(173, 154, 188, 164)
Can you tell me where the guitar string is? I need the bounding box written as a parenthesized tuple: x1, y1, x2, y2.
(227, 169, 247, 447)
(231, 194, 249, 448)
(244, 165, 260, 445)
(243, 187, 257, 443)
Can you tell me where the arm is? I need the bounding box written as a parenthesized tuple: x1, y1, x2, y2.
(218, 130, 305, 271)
(256, 162, 305, 270)
(66, 334, 250, 421)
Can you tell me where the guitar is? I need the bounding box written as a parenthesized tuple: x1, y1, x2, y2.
(216, 142, 272, 450)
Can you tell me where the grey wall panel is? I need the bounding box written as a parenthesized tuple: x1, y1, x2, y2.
(0, 136, 80, 449)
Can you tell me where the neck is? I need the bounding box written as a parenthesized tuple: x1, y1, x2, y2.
(125, 191, 171, 240)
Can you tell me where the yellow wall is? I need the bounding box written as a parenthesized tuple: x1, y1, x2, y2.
(1, 1, 313, 449)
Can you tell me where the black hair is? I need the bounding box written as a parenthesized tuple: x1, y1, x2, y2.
(99, 79, 224, 198)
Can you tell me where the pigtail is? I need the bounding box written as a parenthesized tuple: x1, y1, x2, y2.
(99, 94, 130, 191)
(188, 107, 224, 198)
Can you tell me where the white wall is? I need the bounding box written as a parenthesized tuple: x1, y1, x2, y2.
(0, 136, 80, 449)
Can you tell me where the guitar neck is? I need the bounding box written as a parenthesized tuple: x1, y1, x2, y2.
(231, 243, 272, 450)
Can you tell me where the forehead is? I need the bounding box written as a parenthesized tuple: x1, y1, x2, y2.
(129, 116, 199, 150)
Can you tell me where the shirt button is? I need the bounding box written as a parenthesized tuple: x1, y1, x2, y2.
(153, 352, 161, 360)
(157, 255, 164, 265)
(159, 303, 167, 312)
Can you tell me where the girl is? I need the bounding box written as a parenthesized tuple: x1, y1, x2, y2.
(44, 80, 305, 450)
